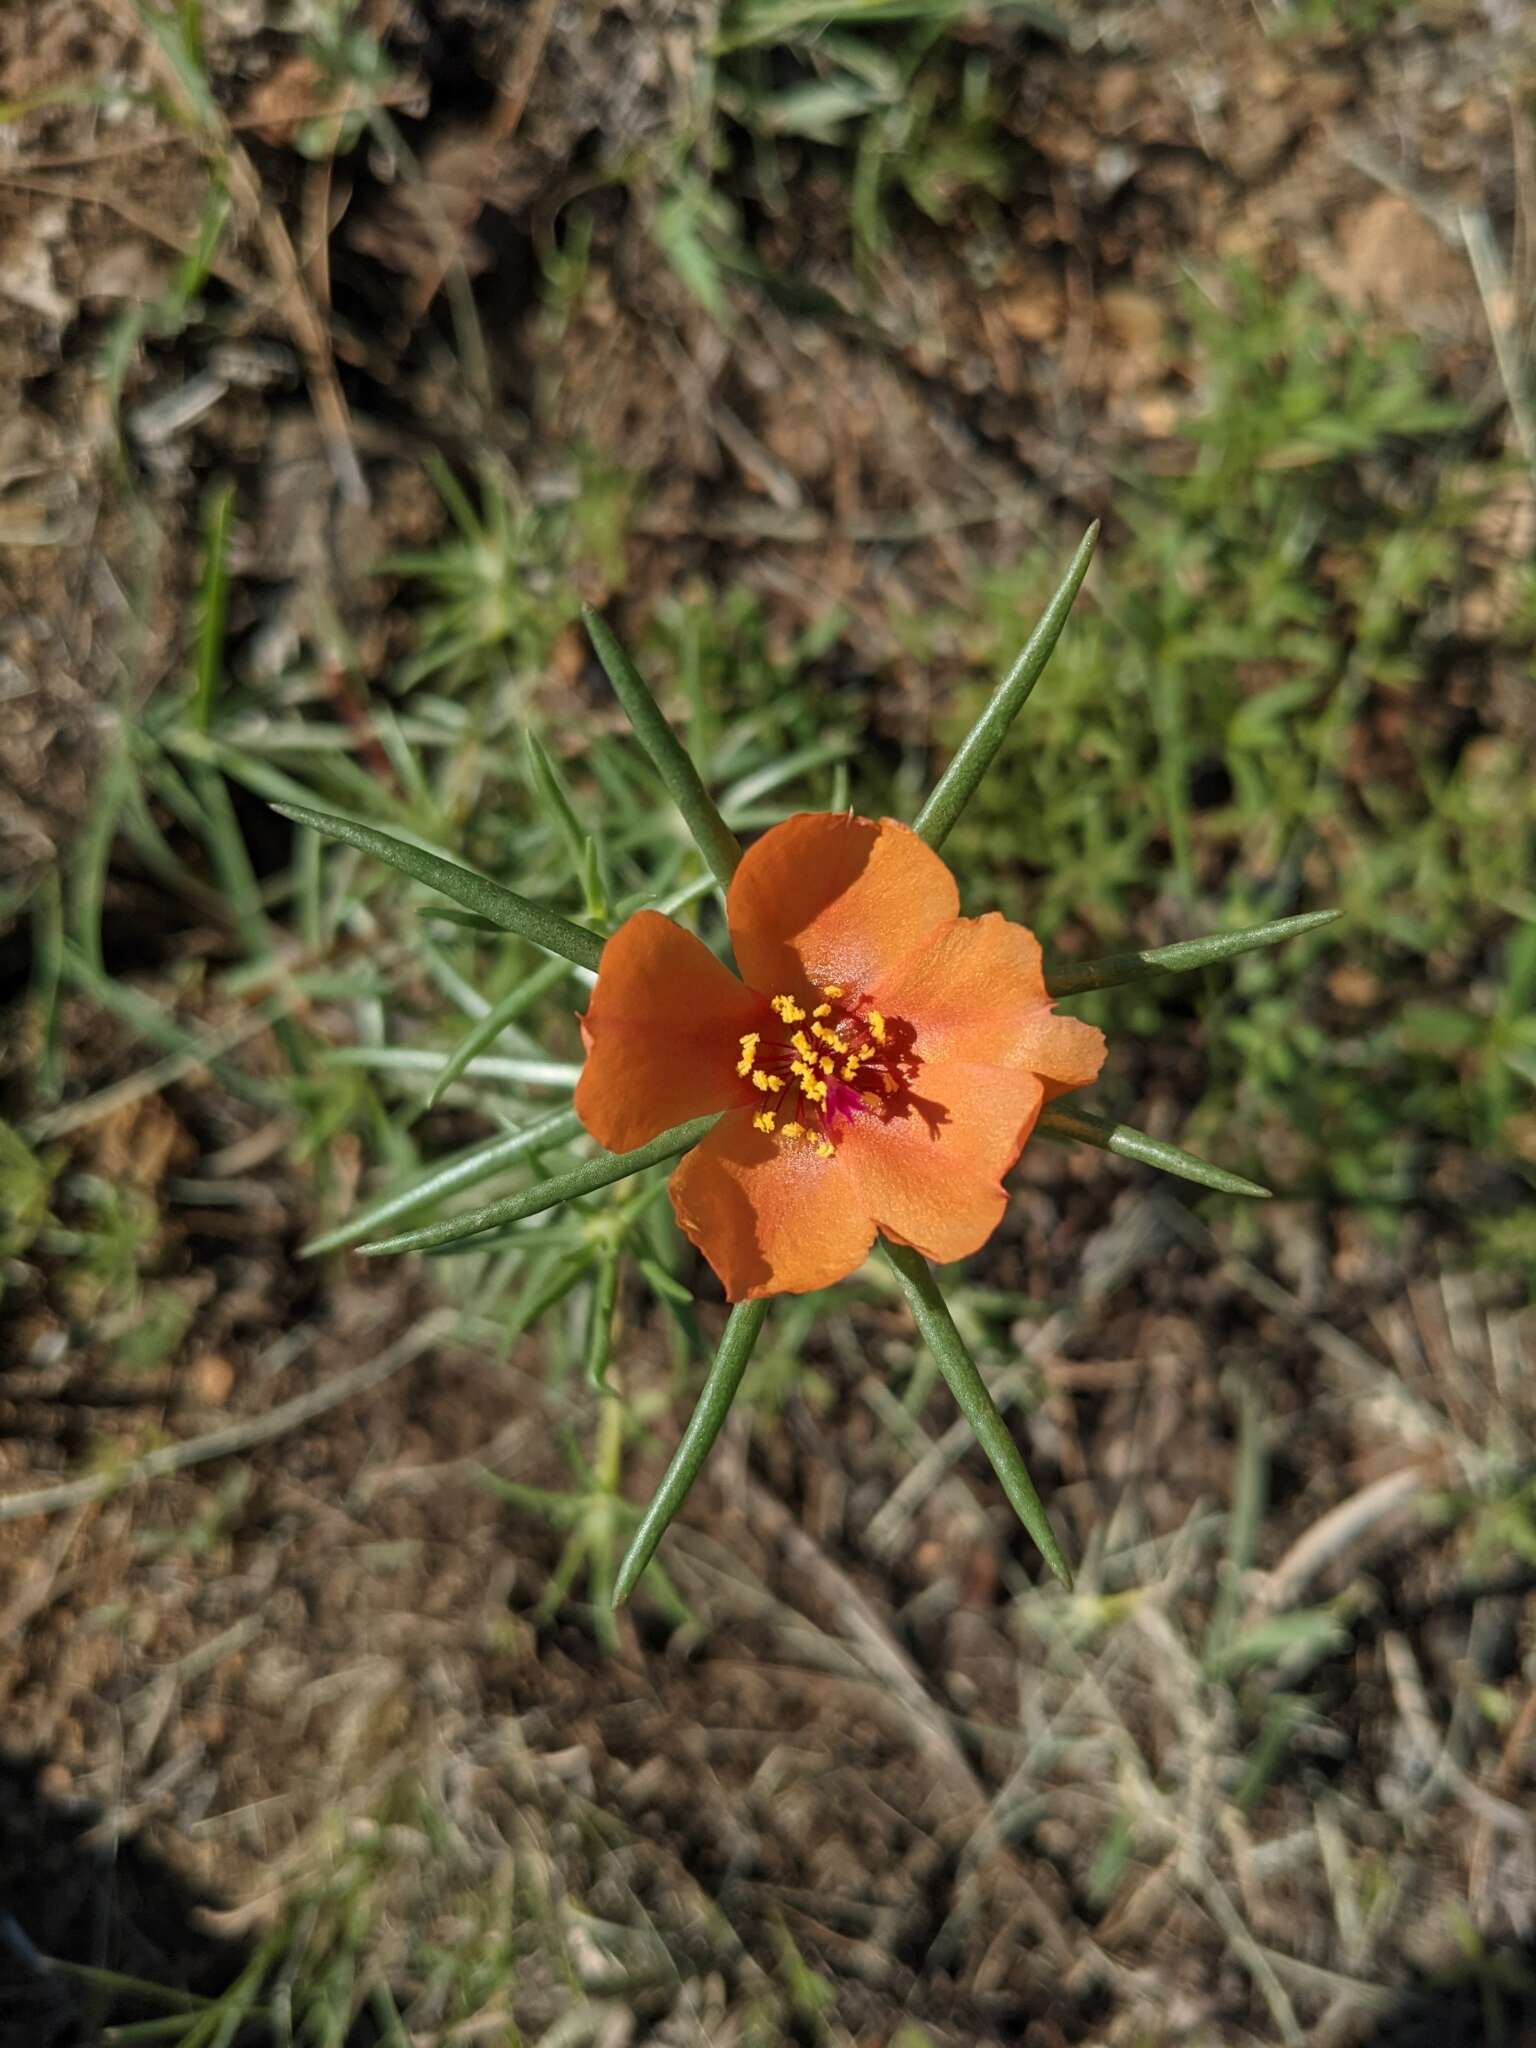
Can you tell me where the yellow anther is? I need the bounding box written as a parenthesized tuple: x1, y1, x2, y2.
(811, 1003, 831, 1019)
(881, 1072, 898, 1094)
(781, 1121, 804, 1140)
(860, 1090, 881, 1109)
(820, 1056, 835, 1076)
(752, 1070, 783, 1093)
(790, 1030, 813, 1059)
(752, 1110, 777, 1134)
(841, 1059, 859, 1081)
(771, 994, 806, 1023)
(802, 1078, 827, 1103)
(857, 1042, 872, 1058)
(810, 1020, 838, 1045)
(736, 1031, 760, 1076)
(813, 1137, 835, 1159)
(868, 1011, 886, 1045)
(821, 984, 843, 999)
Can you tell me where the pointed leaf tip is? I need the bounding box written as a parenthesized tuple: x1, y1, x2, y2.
(880, 1239, 1073, 1587)
(301, 1105, 586, 1258)
(914, 521, 1099, 852)
(613, 1297, 771, 1604)
(1046, 908, 1341, 998)
(1037, 1104, 1272, 1199)
(270, 801, 605, 972)
(359, 1114, 721, 1257)
(582, 606, 742, 891)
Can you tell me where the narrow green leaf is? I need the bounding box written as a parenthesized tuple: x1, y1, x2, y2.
(880, 1238, 1072, 1587)
(323, 1047, 579, 1088)
(637, 1258, 693, 1307)
(585, 1249, 621, 1392)
(526, 730, 609, 922)
(476, 1471, 588, 1526)
(1045, 909, 1341, 998)
(302, 1107, 584, 1257)
(361, 1114, 720, 1256)
(913, 522, 1099, 850)
(271, 801, 605, 972)
(525, 728, 587, 861)
(1208, 1609, 1350, 1681)
(613, 1299, 771, 1606)
(191, 481, 235, 735)
(1037, 1103, 1272, 1198)
(582, 604, 743, 890)
(580, 837, 605, 923)
(1203, 1380, 1268, 1665)
(426, 955, 571, 1108)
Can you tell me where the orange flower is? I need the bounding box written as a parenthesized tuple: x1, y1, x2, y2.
(574, 813, 1106, 1301)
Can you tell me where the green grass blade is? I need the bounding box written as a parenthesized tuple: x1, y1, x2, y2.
(323, 1047, 579, 1088)
(913, 522, 1099, 851)
(880, 1238, 1071, 1587)
(58, 943, 279, 1109)
(526, 729, 609, 922)
(1037, 1103, 1272, 1197)
(69, 737, 133, 973)
(301, 1106, 585, 1257)
(191, 481, 235, 735)
(361, 1115, 720, 1255)
(1046, 909, 1340, 998)
(582, 604, 743, 890)
(584, 1247, 622, 1392)
(270, 801, 605, 971)
(183, 488, 300, 1069)
(426, 955, 571, 1108)
(613, 1298, 771, 1606)
(502, 1248, 598, 1336)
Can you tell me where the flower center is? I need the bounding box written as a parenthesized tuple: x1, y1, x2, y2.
(736, 985, 912, 1157)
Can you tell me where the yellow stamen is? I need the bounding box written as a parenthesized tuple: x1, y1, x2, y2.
(881, 1072, 897, 1094)
(781, 1121, 804, 1140)
(790, 1030, 813, 1059)
(812, 1002, 831, 1018)
(752, 1110, 777, 1133)
(841, 1059, 860, 1081)
(752, 1070, 782, 1093)
(868, 1011, 886, 1045)
(771, 994, 806, 1023)
(821, 985, 843, 999)
(813, 1136, 835, 1159)
(810, 1020, 839, 1046)
(736, 1031, 759, 1077)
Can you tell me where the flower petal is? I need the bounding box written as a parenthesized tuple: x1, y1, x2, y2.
(727, 813, 959, 1000)
(870, 912, 1106, 1092)
(840, 1062, 1044, 1266)
(669, 1112, 876, 1300)
(575, 912, 766, 1152)
(1023, 1012, 1109, 1099)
